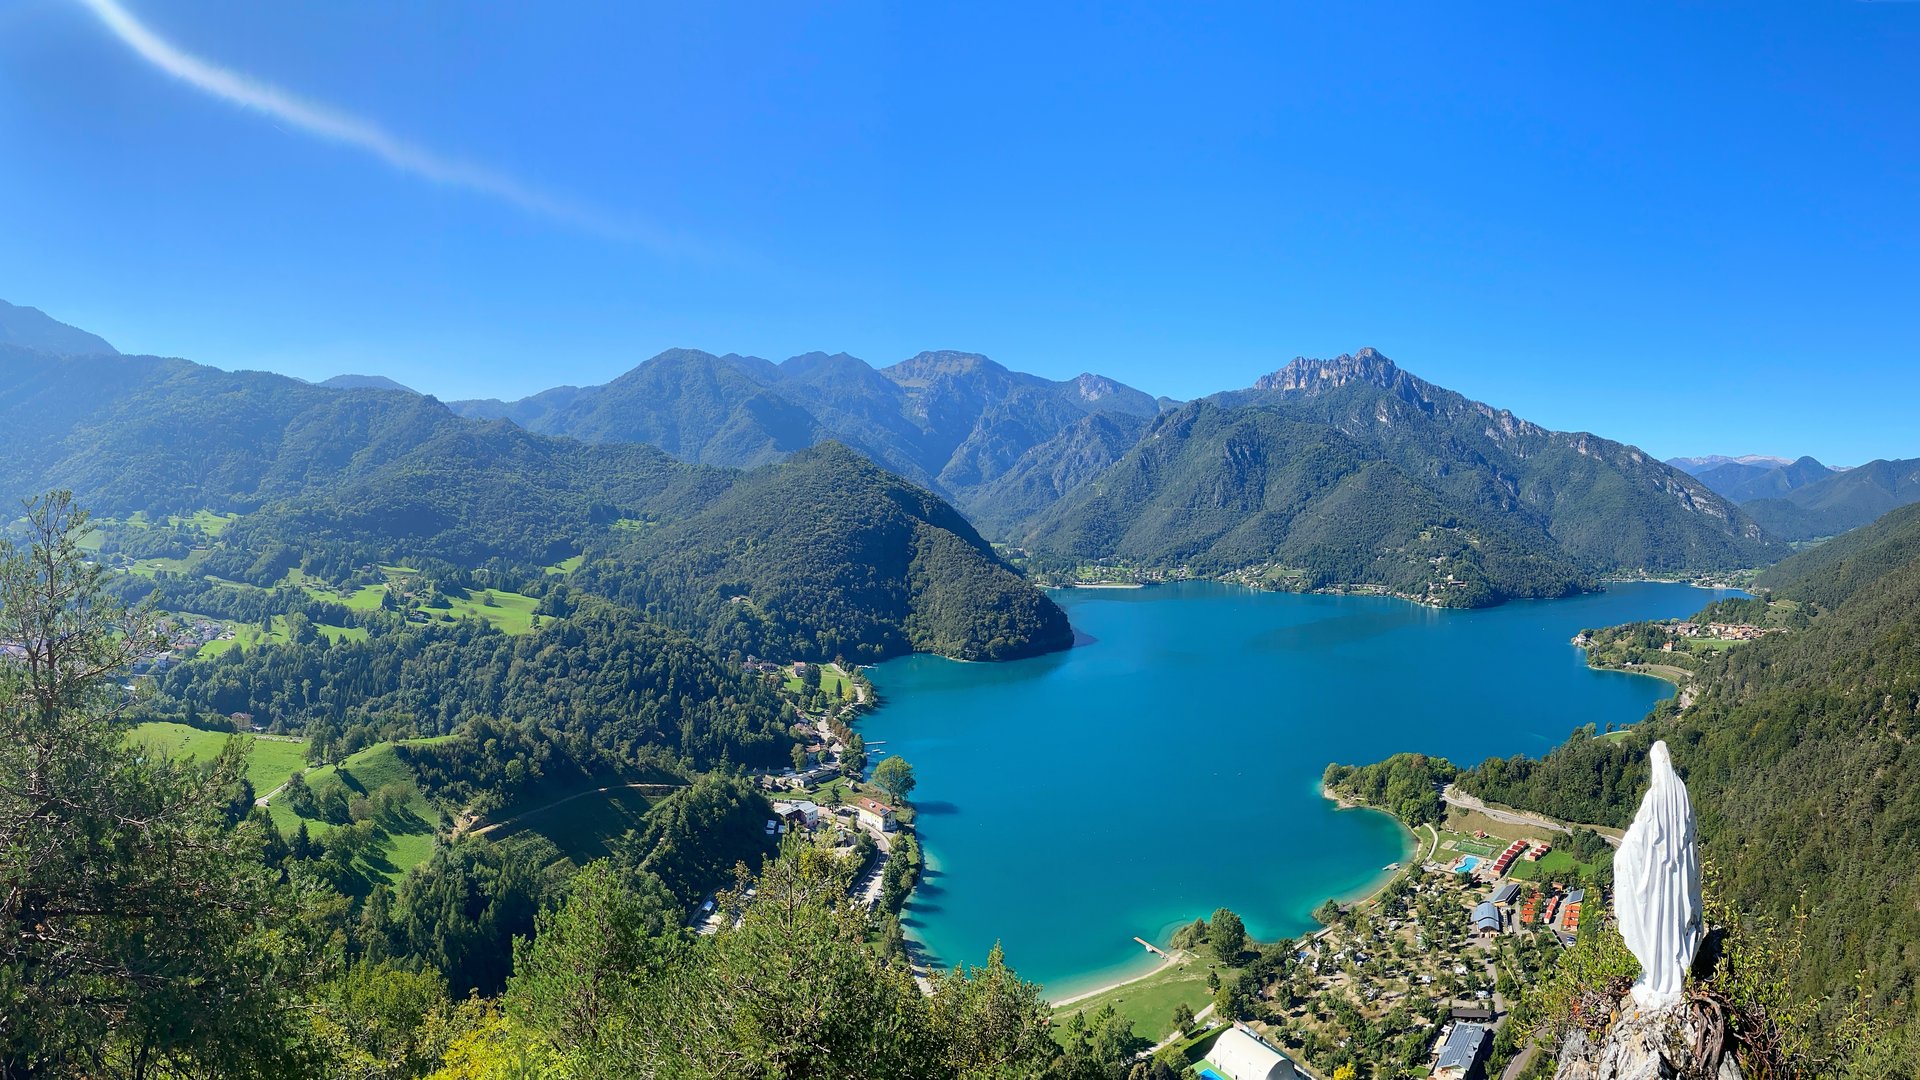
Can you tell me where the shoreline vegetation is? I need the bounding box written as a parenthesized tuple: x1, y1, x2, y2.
(1028, 563, 1749, 613)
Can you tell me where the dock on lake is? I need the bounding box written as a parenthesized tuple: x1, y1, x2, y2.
(1133, 936, 1166, 957)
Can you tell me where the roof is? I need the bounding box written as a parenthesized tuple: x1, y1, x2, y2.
(1565, 889, 1586, 905)
(1437, 1023, 1492, 1073)
(856, 797, 893, 814)
(1489, 883, 1520, 905)
(1207, 1026, 1298, 1080)
(1471, 901, 1501, 930)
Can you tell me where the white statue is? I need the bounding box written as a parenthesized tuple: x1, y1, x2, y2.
(1614, 740, 1704, 1008)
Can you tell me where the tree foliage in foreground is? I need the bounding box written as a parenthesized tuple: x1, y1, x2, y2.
(0, 494, 323, 1078)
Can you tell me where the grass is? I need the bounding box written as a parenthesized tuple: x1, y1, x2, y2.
(1051, 955, 1238, 1047)
(265, 740, 447, 883)
(546, 554, 585, 575)
(1505, 847, 1599, 883)
(127, 721, 311, 797)
(489, 785, 657, 866)
(419, 587, 541, 635)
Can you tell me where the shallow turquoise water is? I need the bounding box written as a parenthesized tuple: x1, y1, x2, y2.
(864, 580, 1731, 997)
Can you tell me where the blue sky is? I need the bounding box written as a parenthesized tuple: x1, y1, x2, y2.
(1, 1, 1915, 464)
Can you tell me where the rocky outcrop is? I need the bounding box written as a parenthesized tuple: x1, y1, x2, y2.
(1553, 1000, 1742, 1080)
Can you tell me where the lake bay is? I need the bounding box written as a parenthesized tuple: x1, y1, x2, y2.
(864, 580, 1731, 997)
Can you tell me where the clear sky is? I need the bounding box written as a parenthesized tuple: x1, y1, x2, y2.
(1, 1, 1915, 464)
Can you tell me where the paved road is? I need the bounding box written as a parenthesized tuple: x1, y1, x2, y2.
(1501, 1043, 1539, 1080)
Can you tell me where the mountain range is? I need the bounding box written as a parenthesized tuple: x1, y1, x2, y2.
(1668, 449, 1920, 542)
(0, 298, 1815, 610)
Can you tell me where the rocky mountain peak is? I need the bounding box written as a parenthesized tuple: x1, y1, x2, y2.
(1252, 348, 1400, 394)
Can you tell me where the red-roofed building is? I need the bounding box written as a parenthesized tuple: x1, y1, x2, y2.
(855, 797, 896, 833)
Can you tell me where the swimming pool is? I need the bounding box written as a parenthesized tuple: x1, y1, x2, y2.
(1456, 855, 1481, 873)
(1198, 1069, 1227, 1080)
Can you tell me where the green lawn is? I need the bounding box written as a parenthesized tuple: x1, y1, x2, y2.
(1505, 846, 1598, 883)
(1051, 956, 1237, 1047)
(545, 554, 585, 575)
(419, 587, 541, 635)
(127, 721, 310, 798)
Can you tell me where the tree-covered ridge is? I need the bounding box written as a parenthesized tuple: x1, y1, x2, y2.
(573, 442, 1073, 662)
(1215, 350, 1781, 574)
(1455, 500, 1920, 1060)
(450, 345, 1169, 527)
(1323, 753, 1458, 827)
(1019, 403, 1595, 606)
(144, 599, 795, 774)
(1740, 455, 1920, 542)
(0, 346, 1070, 664)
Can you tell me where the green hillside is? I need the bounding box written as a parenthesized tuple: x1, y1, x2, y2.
(1455, 501, 1920, 1063)
(127, 721, 310, 796)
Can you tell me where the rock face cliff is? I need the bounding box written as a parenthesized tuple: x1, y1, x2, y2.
(1553, 1000, 1742, 1080)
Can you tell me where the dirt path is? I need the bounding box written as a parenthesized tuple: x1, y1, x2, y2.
(1444, 786, 1623, 848)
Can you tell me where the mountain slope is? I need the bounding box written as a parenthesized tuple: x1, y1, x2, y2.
(1021, 350, 1780, 602)
(1741, 456, 1920, 541)
(0, 347, 1067, 663)
(1694, 454, 1835, 502)
(0, 299, 118, 355)
(1459, 503, 1920, 1046)
(319, 374, 417, 393)
(572, 443, 1072, 662)
(1019, 401, 1593, 605)
(450, 347, 1168, 526)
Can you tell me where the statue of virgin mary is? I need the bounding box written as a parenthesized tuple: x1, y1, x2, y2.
(1614, 739, 1703, 1008)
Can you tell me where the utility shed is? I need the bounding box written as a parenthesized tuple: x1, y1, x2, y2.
(1205, 1025, 1302, 1080)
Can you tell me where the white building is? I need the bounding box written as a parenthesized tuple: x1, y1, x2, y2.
(1204, 1024, 1302, 1080)
(854, 796, 895, 833)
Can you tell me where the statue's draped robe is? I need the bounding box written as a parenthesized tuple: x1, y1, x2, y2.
(1614, 740, 1703, 1008)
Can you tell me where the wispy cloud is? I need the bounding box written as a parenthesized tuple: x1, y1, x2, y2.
(74, 0, 639, 240)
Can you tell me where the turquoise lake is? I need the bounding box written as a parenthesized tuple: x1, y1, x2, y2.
(864, 580, 1733, 998)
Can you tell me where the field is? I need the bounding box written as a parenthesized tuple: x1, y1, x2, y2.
(1505, 846, 1599, 882)
(784, 663, 853, 698)
(128, 720, 311, 796)
(418, 587, 542, 635)
(265, 740, 446, 883)
(489, 784, 658, 865)
(1050, 954, 1239, 1047)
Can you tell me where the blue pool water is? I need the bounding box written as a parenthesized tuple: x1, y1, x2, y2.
(1457, 856, 1482, 873)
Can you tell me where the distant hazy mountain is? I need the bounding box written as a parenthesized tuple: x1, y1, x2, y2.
(1695, 455, 1837, 502)
(318, 373, 417, 394)
(450, 347, 1170, 520)
(0, 299, 117, 356)
(1666, 453, 1795, 476)
(1743, 457, 1920, 542)
(1019, 350, 1782, 604)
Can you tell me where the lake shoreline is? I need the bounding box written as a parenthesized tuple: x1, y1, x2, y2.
(1044, 790, 1416, 1007)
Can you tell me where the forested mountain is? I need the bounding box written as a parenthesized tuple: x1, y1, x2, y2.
(1741, 455, 1920, 541)
(1456, 501, 1920, 1062)
(0, 298, 117, 355)
(1019, 350, 1780, 603)
(0, 339, 1068, 663)
(1693, 454, 1836, 502)
(450, 346, 1170, 521)
(572, 443, 1074, 662)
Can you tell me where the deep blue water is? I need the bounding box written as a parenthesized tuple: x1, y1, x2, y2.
(863, 580, 1732, 997)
